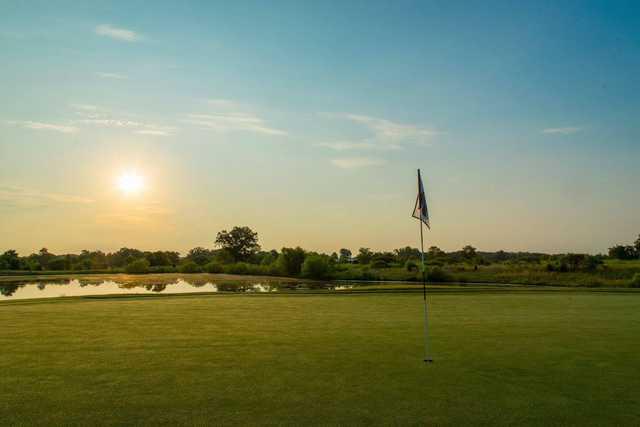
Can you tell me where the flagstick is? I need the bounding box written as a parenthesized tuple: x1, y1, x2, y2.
(419, 213, 433, 363)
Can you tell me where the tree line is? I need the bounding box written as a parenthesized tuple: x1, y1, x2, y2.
(1, 227, 639, 279)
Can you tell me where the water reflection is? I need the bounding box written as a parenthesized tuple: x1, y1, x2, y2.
(0, 277, 354, 301)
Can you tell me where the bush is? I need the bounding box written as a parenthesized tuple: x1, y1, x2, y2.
(301, 254, 332, 279)
(125, 258, 150, 274)
(179, 261, 202, 273)
(426, 267, 453, 283)
(405, 259, 419, 272)
(149, 265, 177, 273)
(371, 258, 389, 269)
(224, 262, 250, 275)
(630, 273, 640, 288)
(204, 261, 224, 274)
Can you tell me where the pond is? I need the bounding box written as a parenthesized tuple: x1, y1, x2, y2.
(0, 277, 358, 301)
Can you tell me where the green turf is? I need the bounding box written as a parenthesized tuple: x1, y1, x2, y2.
(1, 291, 639, 425)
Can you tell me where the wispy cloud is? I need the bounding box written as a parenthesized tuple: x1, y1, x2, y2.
(135, 129, 170, 136)
(95, 24, 139, 42)
(316, 140, 402, 151)
(185, 100, 287, 136)
(7, 120, 77, 133)
(185, 113, 287, 136)
(333, 113, 439, 142)
(69, 105, 176, 135)
(0, 185, 93, 208)
(330, 157, 385, 169)
(542, 127, 581, 135)
(96, 72, 128, 80)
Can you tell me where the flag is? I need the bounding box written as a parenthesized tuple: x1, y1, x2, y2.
(412, 169, 430, 229)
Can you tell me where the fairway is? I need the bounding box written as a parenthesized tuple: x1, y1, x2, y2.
(2, 291, 639, 426)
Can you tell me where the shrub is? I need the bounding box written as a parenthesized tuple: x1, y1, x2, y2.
(630, 273, 640, 288)
(125, 258, 150, 274)
(204, 261, 224, 274)
(179, 261, 202, 273)
(426, 267, 453, 283)
(405, 259, 419, 272)
(224, 262, 250, 275)
(301, 254, 332, 279)
(371, 258, 389, 269)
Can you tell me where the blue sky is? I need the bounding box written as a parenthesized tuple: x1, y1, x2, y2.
(1, 0, 638, 254)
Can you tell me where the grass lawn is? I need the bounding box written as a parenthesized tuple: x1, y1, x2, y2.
(1, 291, 639, 425)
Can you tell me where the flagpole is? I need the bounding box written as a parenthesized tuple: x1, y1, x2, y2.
(418, 170, 433, 363)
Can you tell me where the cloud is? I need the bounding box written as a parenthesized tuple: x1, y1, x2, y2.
(95, 24, 139, 42)
(135, 129, 170, 136)
(542, 127, 581, 135)
(316, 140, 402, 151)
(330, 157, 385, 169)
(7, 120, 77, 133)
(96, 72, 128, 79)
(0, 186, 93, 208)
(330, 113, 439, 143)
(184, 113, 287, 136)
(206, 99, 241, 109)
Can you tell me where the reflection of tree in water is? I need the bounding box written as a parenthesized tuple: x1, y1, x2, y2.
(150, 284, 167, 292)
(0, 284, 23, 297)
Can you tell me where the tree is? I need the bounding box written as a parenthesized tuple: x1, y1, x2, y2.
(277, 247, 306, 276)
(186, 247, 214, 266)
(462, 245, 477, 259)
(338, 248, 352, 263)
(356, 248, 373, 264)
(608, 245, 637, 260)
(125, 258, 150, 274)
(394, 247, 421, 264)
(1, 250, 21, 270)
(215, 226, 260, 262)
(635, 234, 640, 258)
(427, 246, 445, 258)
(301, 254, 332, 279)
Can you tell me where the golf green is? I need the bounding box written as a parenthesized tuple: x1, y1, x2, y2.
(1, 291, 639, 425)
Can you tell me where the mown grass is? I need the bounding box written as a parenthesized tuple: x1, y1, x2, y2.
(1, 291, 639, 425)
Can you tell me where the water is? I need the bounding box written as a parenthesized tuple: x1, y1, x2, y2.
(0, 277, 358, 301)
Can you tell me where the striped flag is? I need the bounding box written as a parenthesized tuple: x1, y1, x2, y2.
(412, 169, 430, 229)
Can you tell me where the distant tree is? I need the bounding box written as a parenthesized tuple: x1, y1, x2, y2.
(37, 248, 55, 270)
(145, 251, 171, 267)
(330, 252, 339, 263)
(186, 247, 214, 266)
(179, 261, 202, 273)
(215, 226, 260, 262)
(301, 254, 332, 279)
(394, 247, 421, 264)
(462, 245, 477, 259)
(338, 248, 352, 263)
(608, 245, 637, 260)
(125, 258, 150, 274)
(212, 249, 235, 265)
(427, 246, 445, 258)
(1, 250, 21, 270)
(277, 247, 306, 276)
(356, 248, 373, 264)
(48, 256, 68, 271)
(635, 235, 640, 258)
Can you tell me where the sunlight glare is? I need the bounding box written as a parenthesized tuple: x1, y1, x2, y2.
(117, 171, 145, 195)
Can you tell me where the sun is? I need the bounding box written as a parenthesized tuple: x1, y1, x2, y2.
(116, 171, 145, 195)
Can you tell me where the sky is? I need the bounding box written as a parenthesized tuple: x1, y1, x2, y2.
(1, 0, 639, 256)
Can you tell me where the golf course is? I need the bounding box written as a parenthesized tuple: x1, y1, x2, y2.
(2, 283, 639, 425)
